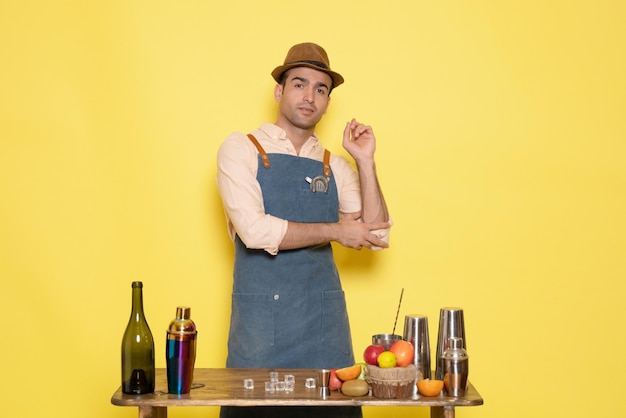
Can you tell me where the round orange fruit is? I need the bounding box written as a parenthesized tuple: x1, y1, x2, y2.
(335, 364, 362, 381)
(417, 379, 444, 396)
(389, 340, 415, 367)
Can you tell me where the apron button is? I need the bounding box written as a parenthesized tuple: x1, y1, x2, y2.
(273, 294, 280, 300)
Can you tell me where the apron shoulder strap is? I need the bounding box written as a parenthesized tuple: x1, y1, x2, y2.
(323, 149, 331, 178)
(247, 133, 331, 176)
(247, 134, 270, 168)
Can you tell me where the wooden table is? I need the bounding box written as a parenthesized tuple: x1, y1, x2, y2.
(111, 368, 483, 418)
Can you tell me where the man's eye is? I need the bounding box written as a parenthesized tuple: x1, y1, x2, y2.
(316, 88, 327, 94)
(295, 83, 304, 88)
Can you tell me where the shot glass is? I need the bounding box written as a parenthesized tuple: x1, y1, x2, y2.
(318, 368, 331, 397)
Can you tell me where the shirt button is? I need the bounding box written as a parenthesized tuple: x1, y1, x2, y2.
(273, 294, 280, 300)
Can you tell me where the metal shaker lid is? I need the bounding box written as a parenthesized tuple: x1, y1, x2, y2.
(177, 306, 191, 320)
(443, 337, 468, 358)
(167, 306, 197, 339)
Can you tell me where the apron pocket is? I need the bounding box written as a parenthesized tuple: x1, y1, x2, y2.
(321, 290, 352, 355)
(297, 192, 337, 223)
(229, 293, 274, 360)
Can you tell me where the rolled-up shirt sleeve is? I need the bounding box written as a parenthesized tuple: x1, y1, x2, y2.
(331, 154, 392, 250)
(216, 133, 287, 255)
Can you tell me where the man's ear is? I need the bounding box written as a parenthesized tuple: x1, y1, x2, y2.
(274, 84, 283, 102)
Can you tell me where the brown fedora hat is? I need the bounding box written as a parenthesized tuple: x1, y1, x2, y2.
(271, 42, 344, 88)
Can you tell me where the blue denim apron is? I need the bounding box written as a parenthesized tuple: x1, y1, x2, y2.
(221, 140, 361, 418)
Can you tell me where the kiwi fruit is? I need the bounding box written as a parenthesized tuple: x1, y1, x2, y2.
(340, 379, 369, 397)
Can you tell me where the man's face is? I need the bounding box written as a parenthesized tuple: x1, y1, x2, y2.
(274, 67, 332, 131)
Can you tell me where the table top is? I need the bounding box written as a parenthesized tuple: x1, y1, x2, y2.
(111, 368, 484, 408)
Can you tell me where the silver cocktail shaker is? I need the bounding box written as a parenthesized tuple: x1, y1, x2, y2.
(166, 306, 197, 394)
(403, 314, 431, 380)
(442, 337, 468, 397)
(403, 314, 431, 395)
(435, 307, 466, 380)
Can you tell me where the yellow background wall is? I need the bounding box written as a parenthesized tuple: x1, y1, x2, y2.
(1, 1, 624, 417)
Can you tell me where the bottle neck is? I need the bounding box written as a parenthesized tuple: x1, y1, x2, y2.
(131, 286, 145, 318)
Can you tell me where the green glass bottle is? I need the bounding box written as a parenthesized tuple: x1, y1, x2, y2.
(121, 281, 155, 394)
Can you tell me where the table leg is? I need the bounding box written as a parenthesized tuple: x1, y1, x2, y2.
(138, 406, 167, 418)
(431, 406, 455, 418)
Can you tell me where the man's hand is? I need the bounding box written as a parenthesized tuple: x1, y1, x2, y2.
(342, 118, 376, 163)
(279, 214, 389, 251)
(335, 213, 390, 250)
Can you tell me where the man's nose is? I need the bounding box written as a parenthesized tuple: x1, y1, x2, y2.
(303, 88, 314, 103)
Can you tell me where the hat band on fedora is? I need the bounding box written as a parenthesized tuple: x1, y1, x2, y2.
(285, 59, 329, 70)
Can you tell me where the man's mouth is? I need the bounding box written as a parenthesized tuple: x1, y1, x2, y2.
(298, 105, 315, 114)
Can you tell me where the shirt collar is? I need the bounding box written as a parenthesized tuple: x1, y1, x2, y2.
(258, 122, 319, 146)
